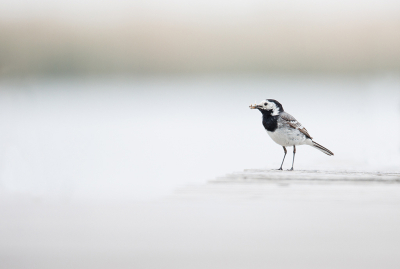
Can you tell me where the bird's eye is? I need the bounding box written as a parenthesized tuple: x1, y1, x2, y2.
(264, 103, 268, 106)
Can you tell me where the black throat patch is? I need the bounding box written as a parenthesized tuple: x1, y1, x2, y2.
(261, 110, 278, 132)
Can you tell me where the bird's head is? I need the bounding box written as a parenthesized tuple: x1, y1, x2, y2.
(249, 99, 284, 116)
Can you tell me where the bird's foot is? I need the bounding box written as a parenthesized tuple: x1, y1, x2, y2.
(287, 168, 294, 171)
(277, 167, 283, 170)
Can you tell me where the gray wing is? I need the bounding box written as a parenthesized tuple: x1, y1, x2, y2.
(280, 112, 313, 139)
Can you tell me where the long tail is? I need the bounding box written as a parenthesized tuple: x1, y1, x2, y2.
(311, 141, 334, 156)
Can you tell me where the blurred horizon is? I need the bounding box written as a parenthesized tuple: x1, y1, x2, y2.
(1, 0, 400, 77)
(2, 2, 400, 268)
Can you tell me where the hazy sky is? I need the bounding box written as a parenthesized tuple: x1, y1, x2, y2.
(1, 0, 400, 25)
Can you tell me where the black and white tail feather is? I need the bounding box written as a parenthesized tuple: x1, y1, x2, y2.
(311, 141, 334, 156)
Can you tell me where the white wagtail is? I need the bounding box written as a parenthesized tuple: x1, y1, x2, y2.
(250, 99, 333, 170)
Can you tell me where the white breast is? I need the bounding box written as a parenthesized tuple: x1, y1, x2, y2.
(267, 126, 310, 146)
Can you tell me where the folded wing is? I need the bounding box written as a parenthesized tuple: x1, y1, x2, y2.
(280, 112, 313, 139)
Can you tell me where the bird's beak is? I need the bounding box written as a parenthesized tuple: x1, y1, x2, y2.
(249, 104, 259, 109)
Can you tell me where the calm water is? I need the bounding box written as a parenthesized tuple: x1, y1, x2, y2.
(0, 75, 400, 268)
(0, 74, 399, 201)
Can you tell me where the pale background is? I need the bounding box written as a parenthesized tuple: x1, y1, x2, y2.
(0, 1, 400, 268)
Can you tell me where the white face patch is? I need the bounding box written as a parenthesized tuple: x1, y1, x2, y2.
(258, 100, 279, 116)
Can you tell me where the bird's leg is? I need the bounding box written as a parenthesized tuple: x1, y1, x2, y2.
(289, 145, 296, 171)
(278, 146, 287, 170)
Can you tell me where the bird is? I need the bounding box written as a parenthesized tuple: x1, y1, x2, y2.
(250, 99, 333, 170)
